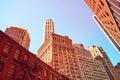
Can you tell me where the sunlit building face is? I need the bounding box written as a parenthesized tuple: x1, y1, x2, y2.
(88, 46, 120, 80)
(5, 26, 30, 50)
(37, 19, 110, 80)
(84, 0, 120, 54)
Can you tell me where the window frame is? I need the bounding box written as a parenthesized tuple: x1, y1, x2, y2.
(37, 65, 42, 74)
(3, 41, 12, 53)
(44, 69, 48, 77)
(14, 48, 21, 60)
(8, 63, 17, 78)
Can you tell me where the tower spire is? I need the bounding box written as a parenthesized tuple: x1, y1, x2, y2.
(43, 19, 54, 42)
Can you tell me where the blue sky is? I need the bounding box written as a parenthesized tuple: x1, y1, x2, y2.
(0, 0, 120, 66)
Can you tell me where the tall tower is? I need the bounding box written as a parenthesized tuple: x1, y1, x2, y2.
(37, 19, 111, 80)
(43, 19, 54, 42)
(5, 26, 30, 49)
(38, 33, 80, 80)
(84, 0, 120, 54)
(88, 46, 120, 80)
(38, 19, 80, 80)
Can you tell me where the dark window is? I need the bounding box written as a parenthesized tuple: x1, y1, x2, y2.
(36, 78, 42, 80)
(14, 48, 21, 59)
(3, 42, 12, 53)
(18, 69, 25, 80)
(23, 54, 29, 63)
(93, 0, 96, 3)
(8, 63, 16, 78)
(31, 61, 36, 70)
(110, 21, 113, 25)
(0, 55, 7, 63)
(55, 76, 58, 80)
(0, 36, 2, 42)
(30, 75, 35, 80)
(105, 11, 109, 16)
(100, 1, 104, 6)
(0, 61, 4, 72)
(98, 5, 102, 9)
(37, 65, 42, 74)
(118, 36, 120, 39)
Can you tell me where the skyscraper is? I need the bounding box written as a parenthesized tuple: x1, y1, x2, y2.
(84, 0, 120, 54)
(37, 19, 111, 80)
(38, 19, 80, 80)
(5, 26, 30, 49)
(88, 46, 120, 80)
(38, 33, 80, 80)
(74, 44, 110, 80)
(43, 19, 54, 42)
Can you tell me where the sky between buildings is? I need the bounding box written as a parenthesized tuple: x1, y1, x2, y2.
(0, 0, 120, 66)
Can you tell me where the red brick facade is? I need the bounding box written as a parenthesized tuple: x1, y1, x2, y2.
(0, 30, 69, 80)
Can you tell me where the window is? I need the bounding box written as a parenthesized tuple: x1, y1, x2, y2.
(110, 21, 113, 25)
(55, 76, 58, 80)
(44, 69, 48, 77)
(14, 48, 21, 59)
(30, 75, 35, 80)
(98, 5, 102, 9)
(36, 78, 42, 80)
(23, 54, 29, 63)
(100, 1, 104, 6)
(49, 73, 54, 80)
(0, 55, 7, 63)
(18, 69, 25, 80)
(8, 63, 16, 78)
(105, 11, 109, 16)
(93, 0, 96, 3)
(0, 36, 2, 42)
(3, 42, 12, 53)
(0, 61, 4, 72)
(37, 65, 42, 74)
(31, 61, 36, 70)
(118, 36, 120, 39)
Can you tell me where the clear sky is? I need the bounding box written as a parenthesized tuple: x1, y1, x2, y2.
(0, 0, 120, 66)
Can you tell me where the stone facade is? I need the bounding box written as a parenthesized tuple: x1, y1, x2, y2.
(5, 26, 30, 50)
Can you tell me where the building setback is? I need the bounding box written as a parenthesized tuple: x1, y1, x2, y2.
(5, 26, 30, 50)
(0, 30, 69, 80)
(88, 46, 120, 80)
(73, 44, 110, 80)
(84, 0, 120, 54)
